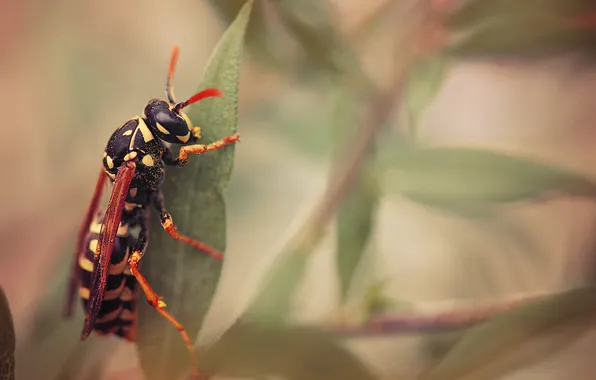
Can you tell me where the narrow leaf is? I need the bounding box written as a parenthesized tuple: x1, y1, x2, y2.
(448, 0, 596, 30)
(333, 89, 379, 303)
(136, 2, 252, 379)
(244, 249, 310, 324)
(271, 0, 363, 80)
(379, 145, 596, 213)
(206, 0, 284, 67)
(420, 286, 596, 380)
(198, 322, 378, 380)
(0, 288, 15, 380)
(404, 55, 448, 137)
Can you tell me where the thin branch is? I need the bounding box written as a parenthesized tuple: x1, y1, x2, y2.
(288, 0, 434, 256)
(326, 289, 564, 336)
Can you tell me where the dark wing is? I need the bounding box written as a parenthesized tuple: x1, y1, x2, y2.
(65, 167, 107, 318)
(81, 161, 136, 340)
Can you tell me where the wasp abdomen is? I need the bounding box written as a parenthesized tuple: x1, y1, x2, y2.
(78, 211, 138, 341)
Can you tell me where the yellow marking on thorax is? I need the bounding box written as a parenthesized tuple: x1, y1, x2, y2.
(124, 151, 138, 162)
(128, 117, 154, 150)
(105, 156, 114, 169)
(138, 118, 154, 142)
(141, 154, 154, 167)
(122, 129, 133, 136)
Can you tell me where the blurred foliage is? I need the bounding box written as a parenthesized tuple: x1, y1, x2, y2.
(421, 286, 596, 380)
(0, 288, 15, 380)
(378, 143, 596, 216)
(404, 54, 449, 137)
(447, 0, 596, 58)
(206, 0, 366, 83)
(198, 322, 378, 380)
(137, 2, 251, 380)
(11, 0, 596, 379)
(333, 88, 380, 303)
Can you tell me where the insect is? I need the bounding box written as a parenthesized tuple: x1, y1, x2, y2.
(64, 44, 239, 376)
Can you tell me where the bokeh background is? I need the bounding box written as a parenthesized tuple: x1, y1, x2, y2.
(3, 0, 596, 379)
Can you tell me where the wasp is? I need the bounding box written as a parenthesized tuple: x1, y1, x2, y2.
(64, 45, 239, 376)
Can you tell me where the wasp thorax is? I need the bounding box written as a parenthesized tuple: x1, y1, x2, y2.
(143, 99, 193, 144)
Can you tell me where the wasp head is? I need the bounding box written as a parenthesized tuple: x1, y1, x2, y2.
(143, 88, 222, 145)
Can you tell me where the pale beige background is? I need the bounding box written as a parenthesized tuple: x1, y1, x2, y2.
(2, 0, 596, 379)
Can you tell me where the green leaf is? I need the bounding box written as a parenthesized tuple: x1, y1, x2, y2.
(404, 55, 449, 137)
(333, 88, 379, 303)
(0, 287, 15, 380)
(448, 0, 596, 30)
(206, 0, 286, 68)
(379, 145, 596, 214)
(448, 21, 596, 58)
(244, 249, 311, 324)
(136, 1, 252, 379)
(270, 0, 364, 80)
(420, 286, 596, 380)
(198, 322, 378, 380)
(444, 0, 596, 59)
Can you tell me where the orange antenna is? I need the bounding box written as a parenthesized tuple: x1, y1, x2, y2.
(174, 88, 223, 113)
(166, 44, 180, 104)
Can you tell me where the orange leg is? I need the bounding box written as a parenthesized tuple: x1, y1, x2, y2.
(152, 190, 223, 261)
(160, 213, 223, 261)
(175, 133, 240, 166)
(128, 251, 200, 379)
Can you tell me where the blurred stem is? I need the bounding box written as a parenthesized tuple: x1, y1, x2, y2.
(327, 289, 563, 336)
(286, 0, 433, 258)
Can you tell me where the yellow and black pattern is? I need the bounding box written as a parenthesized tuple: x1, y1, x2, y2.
(77, 210, 139, 341)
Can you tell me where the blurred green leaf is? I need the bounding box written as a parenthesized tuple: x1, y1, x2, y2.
(361, 279, 407, 321)
(448, 0, 596, 30)
(446, 0, 596, 58)
(405, 55, 449, 137)
(420, 286, 596, 380)
(448, 21, 596, 58)
(333, 88, 379, 303)
(271, 0, 342, 75)
(137, 1, 251, 379)
(199, 322, 378, 380)
(0, 287, 15, 380)
(245, 250, 310, 324)
(206, 0, 288, 68)
(379, 145, 596, 213)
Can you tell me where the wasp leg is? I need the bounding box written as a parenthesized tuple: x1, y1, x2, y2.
(152, 190, 223, 261)
(170, 133, 240, 167)
(128, 236, 200, 378)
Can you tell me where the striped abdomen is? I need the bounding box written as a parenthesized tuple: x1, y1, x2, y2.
(78, 210, 138, 341)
